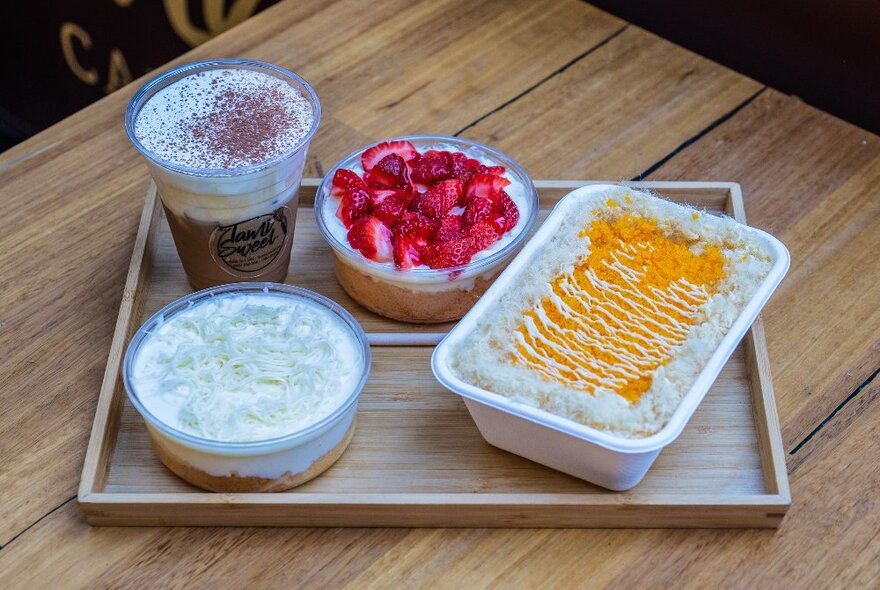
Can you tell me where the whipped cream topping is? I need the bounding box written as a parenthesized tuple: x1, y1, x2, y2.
(135, 68, 314, 169)
(320, 143, 531, 276)
(131, 293, 363, 442)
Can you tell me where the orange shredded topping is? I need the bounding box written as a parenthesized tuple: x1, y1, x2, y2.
(511, 213, 725, 403)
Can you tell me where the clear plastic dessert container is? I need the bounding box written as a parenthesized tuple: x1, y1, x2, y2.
(124, 59, 322, 290)
(432, 184, 790, 491)
(314, 135, 539, 323)
(122, 283, 370, 492)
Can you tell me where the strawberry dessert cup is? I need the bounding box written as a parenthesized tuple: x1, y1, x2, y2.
(315, 136, 538, 323)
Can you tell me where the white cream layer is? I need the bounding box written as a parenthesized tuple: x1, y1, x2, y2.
(135, 69, 313, 170)
(132, 293, 362, 443)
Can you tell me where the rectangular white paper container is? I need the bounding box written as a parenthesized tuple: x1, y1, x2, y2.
(432, 184, 790, 491)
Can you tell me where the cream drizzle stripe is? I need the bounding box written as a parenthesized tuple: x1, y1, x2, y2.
(512, 236, 708, 396)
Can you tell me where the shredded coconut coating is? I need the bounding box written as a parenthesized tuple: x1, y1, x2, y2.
(450, 188, 774, 438)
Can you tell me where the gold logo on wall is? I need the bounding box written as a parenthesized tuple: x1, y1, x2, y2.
(60, 22, 132, 94)
(164, 0, 262, 47)
(60, 22, 99, 86)
(60, 1, 262, 96)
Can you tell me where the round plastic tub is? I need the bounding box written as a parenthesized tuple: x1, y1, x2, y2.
(123, 283, 370, 492)
(315, 135, 539, 323)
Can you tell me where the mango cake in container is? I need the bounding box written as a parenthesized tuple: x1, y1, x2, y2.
(432, 184, 789, 490)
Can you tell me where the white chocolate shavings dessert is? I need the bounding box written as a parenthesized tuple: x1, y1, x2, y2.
(449, 188, 774, 438)
(131, 293, 362, 442)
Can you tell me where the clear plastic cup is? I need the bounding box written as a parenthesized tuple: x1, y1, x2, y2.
(125, 59, 322, 290)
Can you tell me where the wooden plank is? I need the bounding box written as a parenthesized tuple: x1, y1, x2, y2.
(457, 26, 762, 180)
(648, 90, 880, 451)
(0, 0, 624, 545)
(78, 185, 160, 498)
(1, 0, 874, 584)
(294, 379, 880, 588)
(3, 378, 875, 588)
(743, 317, 789, 498)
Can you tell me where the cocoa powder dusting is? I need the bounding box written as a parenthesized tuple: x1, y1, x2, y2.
(188, 86, 308, 169)
(135, 69, 315, 170)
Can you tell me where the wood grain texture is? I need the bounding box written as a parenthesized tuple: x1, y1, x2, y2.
(648, 90, 880, 451)
(457, 26, 762, 180)
(6, 383, 877, 589)
(1, 0, 878, 586)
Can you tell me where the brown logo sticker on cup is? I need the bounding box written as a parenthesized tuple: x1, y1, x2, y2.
(210, 207, 292, 274)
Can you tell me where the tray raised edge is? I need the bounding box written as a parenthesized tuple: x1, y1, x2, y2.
(77, 179, 791, 528)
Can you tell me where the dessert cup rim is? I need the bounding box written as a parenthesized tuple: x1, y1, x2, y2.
(314, 134, 539, 278)
(124, 58, 322, 178)
(122, 282, 371, 454)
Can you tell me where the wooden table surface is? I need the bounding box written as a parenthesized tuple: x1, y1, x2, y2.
(1, 0, 878, 587)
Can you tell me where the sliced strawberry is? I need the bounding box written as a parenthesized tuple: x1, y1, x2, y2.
(392, 214, 438, 241)
(397, 210, 421, 222)
(428, 237, 474, 269)
(463, 196, 494, 226)
(347, 216, 392, 262)
(336, 187, 371, 228)
(392, 235, 428, 270)
(411, 150, 454, 184)
(463, 173, 511, 206)
(449, 153, 488, 185)
(366, 188, 399, 206)
(449, 152, 470, 179)
(331, 168, 366, 199)
(376, 153, 407, 177)
(364, 168, 401, 189)
(485, 213, 508, 235)
(373, 190, 411, 226)
(361, 140, 419, 171)
(365, 153, 410, 189)
(436, 214, 465, 242)
(498, 190, 520, 231)
(465, 220, 500, 251)
(487, 165, 506, 176)
(413, 178, 462, 218)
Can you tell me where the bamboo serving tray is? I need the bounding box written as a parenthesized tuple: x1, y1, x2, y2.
(78, 180, 791, 528)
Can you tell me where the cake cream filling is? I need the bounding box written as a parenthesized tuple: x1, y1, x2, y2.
(146, 406, 356, 479)
(449, 188, 774, 438)
(149, 151, 307, 225)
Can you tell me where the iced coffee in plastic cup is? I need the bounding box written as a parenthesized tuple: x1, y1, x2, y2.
(125, 59, 321, 289)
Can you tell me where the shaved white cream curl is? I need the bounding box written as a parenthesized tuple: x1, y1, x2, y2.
(131, 293, 362, 442)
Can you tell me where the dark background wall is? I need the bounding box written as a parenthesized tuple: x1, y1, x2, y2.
(590, 0, 880, 134)
(2, 1, 879, 153)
